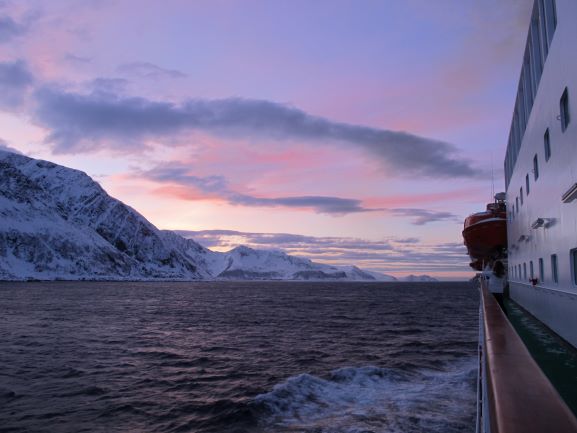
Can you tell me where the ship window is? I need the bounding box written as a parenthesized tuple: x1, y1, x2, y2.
(523, 57, 534, 116)
(560, 87, 570, 132)
(544, 128, 551, 161)
(530, 15, 543, 89)
(538, 0, 549, 60)
(572, 249, 577, 285)
(526, 174, 530, 195)
(519, 264, 522, 280)
(516, 197, 519, 213)
(551, 254, 558, 283)
(533, 155, 539, 180)
(523, 262, 527, 280)
(539, 258, 544, 282)
(530, 261, 534, 279)
(520, 187, 524, 205)
(543, 0, 557, 48)
(538, 0, 557, 55)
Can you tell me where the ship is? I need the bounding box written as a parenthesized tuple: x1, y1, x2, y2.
(464, 0, 577, 431)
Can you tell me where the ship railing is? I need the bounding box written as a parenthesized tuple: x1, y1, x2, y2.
(476, 301, 491, 433)
(477, 279, 577, 433)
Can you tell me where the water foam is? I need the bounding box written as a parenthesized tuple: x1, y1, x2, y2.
(254, 360, 477, 433)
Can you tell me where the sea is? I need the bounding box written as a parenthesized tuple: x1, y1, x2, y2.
(0, 281, 479, 433)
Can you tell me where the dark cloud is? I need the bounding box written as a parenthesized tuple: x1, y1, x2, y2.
(390, 208, 460, 225)
(0, 15, 23, 42)
(143, 164, 378, 215)
(88, 78, 129, 95)
(0, 60, 33, 109)
(117, 62, 187, 79)
(146, 165, 228, 193)
(229, 194, 376, 214)
(33, 87, 477, 178)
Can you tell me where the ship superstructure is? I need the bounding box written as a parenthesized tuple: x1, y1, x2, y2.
(463, 1, 577, 431)
(504, 0, 577, 348)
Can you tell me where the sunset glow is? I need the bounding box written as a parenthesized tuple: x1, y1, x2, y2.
(0, 0, 534, 279)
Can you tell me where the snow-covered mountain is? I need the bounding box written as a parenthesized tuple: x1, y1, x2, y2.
(403, 274, 438, 282)
(0, 150, 396, 282)
(0, 150, 212, 280)
(177, 242, 397, 281)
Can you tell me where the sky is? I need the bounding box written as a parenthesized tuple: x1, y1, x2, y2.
(0, 0, 533, 279)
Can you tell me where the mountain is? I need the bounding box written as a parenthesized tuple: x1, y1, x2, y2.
(0, 150, 396, 282)
(176, 242, 397, 281)
(403, 274, 438, 282)
(0, 150, 211, 280)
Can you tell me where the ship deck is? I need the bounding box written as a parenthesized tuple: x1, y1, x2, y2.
(478, 280, 577, 432)
(502, 298, 577, 416)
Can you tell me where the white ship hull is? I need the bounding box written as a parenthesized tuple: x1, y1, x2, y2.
(504, 0, 577, 348)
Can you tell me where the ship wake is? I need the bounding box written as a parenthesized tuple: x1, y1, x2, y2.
(253, 359, 477, 433)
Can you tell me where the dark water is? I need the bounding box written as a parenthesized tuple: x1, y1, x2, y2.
(0, 281, 479, 433)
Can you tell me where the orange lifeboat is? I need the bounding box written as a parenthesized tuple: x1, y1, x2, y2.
(462, 193, 507, 266)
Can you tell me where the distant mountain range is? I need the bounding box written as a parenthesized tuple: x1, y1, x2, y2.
(0, 150, 436, 282)
(403, 274, 438, 282)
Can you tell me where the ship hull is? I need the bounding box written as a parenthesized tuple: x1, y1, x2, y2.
(504, 0, 577, 349)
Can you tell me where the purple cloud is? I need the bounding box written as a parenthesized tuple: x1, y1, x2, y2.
(390, 208, 460, 225)
(139, 163, 464, 220)
(0, 15, 24, 42)
(0, 60, 34, 109)
(117, 62, 187, 79)
(64, 53, 92, 64)
(142, 164, 379, 215)
(32, 86, 478, 178)
(88, 78, 129, 94)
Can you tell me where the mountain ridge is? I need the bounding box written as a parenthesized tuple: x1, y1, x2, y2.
(0, 150, 416, 282)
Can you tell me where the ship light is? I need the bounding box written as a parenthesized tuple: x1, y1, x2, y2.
(562, 183, 577, 203)
(531, 218, 545, 229)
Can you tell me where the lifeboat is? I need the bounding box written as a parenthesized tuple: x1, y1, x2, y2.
(463, 193, 507, 265)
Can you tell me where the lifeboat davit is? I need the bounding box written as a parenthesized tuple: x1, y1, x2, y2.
(463, 193, 507, 264)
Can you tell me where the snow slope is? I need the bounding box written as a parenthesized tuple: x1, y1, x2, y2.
(0, 150, 396, 281)
(0, 150, 209, 280)
(195, 244, 396, 281)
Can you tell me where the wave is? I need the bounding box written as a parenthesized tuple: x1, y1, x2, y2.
(253, 359, 477, 433)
